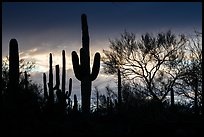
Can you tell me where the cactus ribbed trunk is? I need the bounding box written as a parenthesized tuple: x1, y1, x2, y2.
(81, 14, 91, 113)
(72, 14, 100, 114)
(81, 80, 91, 114)
(44, 51, 72, 114)
(62, 50, 66, 94)
(48, 53, 54, 106)
(9, 39, 19, 97)
(61, 50, 67, 109)
(67, 78, 72, 113)
(55, 65, 60, 90)
(43, 73, 48, 99)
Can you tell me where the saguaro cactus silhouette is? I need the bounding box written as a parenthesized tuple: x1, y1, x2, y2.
(54, 65, 60, 90)
(48, 53, 54, 106)
(8, 39, 19, 98)
(118, 68, 122, 110)
(43, 73, 48, 99)
(67, 78, 72, 110)
(62, 50, 66, 94)
(56, 78, 72, 113)
(43, 50, 73, 114)
(72, 14, 100, 114)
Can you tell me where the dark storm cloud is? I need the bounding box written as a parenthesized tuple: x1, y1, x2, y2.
(3, 2, 201, 53)
(3, 2, 201, 30)
(2, 2, 202, 47)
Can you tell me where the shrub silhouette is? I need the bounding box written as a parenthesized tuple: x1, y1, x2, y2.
(72, 14, 100, 114)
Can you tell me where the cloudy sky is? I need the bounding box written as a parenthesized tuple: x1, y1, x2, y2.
(2, 2, 202, 101)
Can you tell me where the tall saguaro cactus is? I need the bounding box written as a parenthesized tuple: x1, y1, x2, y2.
(43, 50, 73, 114)
(54, 65, 60, 90)
(43, 73, 48, 99)
(72, 14, 100, 114)
(8, 39, 19, 99)
(48, 53, 54, 106)
(62, 50, 66, 94)
(118, 68, 122, 110)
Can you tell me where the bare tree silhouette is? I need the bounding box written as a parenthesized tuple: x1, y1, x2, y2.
(102, 30, 188, 104)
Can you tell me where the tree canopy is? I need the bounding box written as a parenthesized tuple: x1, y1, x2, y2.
(102, 30, 201, 104)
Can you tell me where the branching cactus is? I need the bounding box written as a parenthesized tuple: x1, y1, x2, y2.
(8, 39, 19, 97)
(55, 50, 72, 112)
(43, 50, 73, 114)
(42, 54, 54, 109)
(56, 80, 72, 113)
(72, 14, 100, 114)
(48, 53, 54, 106)
(62, 50, 66, 94)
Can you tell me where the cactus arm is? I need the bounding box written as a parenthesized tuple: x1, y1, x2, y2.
(68, 78, 72, 95)
(71, 14, 101, 114)
(54, 65, 60, 90)
(43, 73, 48, 99)
(48, 53, 53, 90)
(62, 50, 66, 94)
(72, 51, 82, 80)
(66, 78, 72, 98)
(90, 52, 101, 81)
(48, 53, 54, 104)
